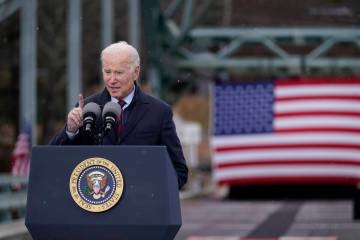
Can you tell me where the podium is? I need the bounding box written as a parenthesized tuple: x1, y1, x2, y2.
(25, 146, 182, 240)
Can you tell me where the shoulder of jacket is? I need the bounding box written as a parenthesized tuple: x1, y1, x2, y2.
(83, 89, 109, 106)
(141, 92, 171, 110)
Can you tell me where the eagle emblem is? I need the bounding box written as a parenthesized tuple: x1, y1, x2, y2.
(70, 157, 124, 212)
(84, 171, 110, 199)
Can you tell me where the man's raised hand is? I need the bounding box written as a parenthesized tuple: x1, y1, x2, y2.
(66, 94, 84, 133)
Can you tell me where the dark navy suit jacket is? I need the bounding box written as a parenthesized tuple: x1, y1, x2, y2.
(50, 85, 188, 189)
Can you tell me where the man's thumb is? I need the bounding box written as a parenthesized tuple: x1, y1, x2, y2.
(78, 94, 84, 109)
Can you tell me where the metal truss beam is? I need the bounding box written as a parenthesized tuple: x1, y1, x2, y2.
(0, 0, 21, 22)
(176, 58, 360, 75)
(171, 27, 360, 75)
(142, 0, 360, 91)
(188, 27, 360, 39)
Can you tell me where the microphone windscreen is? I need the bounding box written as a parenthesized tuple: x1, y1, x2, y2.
(83, 102, 101, 118)
(102, 101, 121, 118)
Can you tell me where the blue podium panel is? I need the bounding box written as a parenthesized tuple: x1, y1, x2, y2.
(25, 146, 181, 240)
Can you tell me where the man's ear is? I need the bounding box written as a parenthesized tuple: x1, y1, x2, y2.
(134, 65, 140, 78)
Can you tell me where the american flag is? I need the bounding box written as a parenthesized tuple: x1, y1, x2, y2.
(11, 122, 31, 177)
(211, 78, 360, 185)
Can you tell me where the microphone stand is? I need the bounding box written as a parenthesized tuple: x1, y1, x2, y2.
(96, 125, 113, 145)
(88, 126, 104, 145)
(84, 118, 116, 145)
(97, 131, 104, 145)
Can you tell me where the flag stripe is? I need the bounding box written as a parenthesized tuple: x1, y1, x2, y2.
(214, 165, 360, 179)
(275, 95, 360, 101)
(276, 78, 360, 86)
(216, 160, 360, 168)
(212, 133, 360, 146)
(275, 101, 360, 113)
(275, 128, 360, 133)
(218, 176, 360, 186)
(215, 143, 360, 152)
(11, 123, 31, 177)
(275, 116, 360, 129)
(214, 149, 360, 163)
(275, 111, 360, 118)
(276, 86, 360, 97)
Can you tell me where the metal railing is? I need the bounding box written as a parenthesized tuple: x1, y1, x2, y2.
(0, 174, 28, 223)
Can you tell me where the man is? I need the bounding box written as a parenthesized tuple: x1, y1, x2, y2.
(50, 41, 188, 189)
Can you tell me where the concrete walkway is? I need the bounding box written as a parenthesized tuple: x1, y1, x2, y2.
(1, 198, 359, 240)
(176, 198, 360, 240)
(0, 219, 29, 240)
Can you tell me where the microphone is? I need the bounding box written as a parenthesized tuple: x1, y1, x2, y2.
(102, 102, 121, 134)
(82, 102, 101, 133)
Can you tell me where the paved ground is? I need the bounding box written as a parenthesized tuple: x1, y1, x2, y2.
(175, 198, 360, 240)
(2, 192, 359, 240)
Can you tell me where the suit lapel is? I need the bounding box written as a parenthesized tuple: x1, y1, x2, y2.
(117, 87, 149, 144)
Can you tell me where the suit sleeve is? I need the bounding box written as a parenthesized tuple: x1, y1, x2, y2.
(160, 107, 188, 190)
(49, 124, 94, 145)
(49, 125, 81, 145)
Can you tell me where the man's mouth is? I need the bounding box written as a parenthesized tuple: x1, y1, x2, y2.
(109, 86, 120, 91)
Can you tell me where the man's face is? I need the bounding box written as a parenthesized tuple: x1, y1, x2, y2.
(102, 51, 140, 99)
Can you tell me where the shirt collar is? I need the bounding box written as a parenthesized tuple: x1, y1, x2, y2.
(110, 85, 135, 110)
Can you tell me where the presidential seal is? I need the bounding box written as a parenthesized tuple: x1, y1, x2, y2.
(69, 157, 124, 212)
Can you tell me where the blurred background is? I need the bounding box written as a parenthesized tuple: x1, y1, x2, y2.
(1, 0, 360, 239)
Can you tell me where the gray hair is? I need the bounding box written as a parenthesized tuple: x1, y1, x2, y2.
(100, 41, 140, 69)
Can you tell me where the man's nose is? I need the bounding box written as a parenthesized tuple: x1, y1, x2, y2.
(109, 73, 117, 82)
